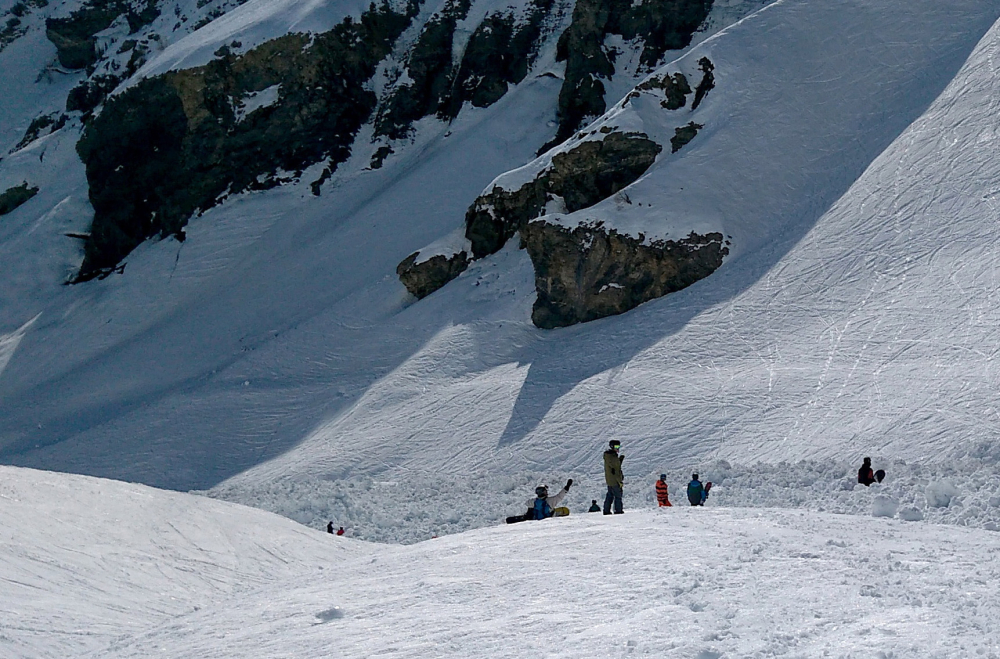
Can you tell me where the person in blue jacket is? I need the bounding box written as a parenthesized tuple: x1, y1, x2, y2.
(687, 474, 704, 506)
(530, 480, 572, 519)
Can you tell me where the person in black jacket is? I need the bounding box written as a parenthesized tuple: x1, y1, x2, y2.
(858, 457, 875, 486)
(603, 440, 625, 514)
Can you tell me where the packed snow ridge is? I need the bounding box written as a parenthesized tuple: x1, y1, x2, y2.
(3, 466, 1000, 658)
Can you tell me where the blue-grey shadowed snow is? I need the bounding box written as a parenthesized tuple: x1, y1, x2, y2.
(314, 607, 345, 623)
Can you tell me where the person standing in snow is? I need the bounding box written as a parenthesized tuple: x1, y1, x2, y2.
(327, 521, 334, 534)
(655, 474, 672, 507)
(687, 474, 704, 506)
(588, 499, 601, 512)
(603, 440, 625, 515)
(858, 457, 875, 486)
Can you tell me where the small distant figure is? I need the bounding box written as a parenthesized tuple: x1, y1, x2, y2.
(858, 457, 875, 486)
(326, 521, 334, 534)
(603, 440, 625, 515)
(655, 474, 672, 507)
(588, 499, 601, 512)
(336, 526, 345, 536)
(687, 473, 704, 506)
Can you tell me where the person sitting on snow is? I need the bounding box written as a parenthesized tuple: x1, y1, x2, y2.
(687, 474, 705, 506)
(655, 474, 672, 507)
(588, 499, 601, 512)
(529, 480, 573, 520)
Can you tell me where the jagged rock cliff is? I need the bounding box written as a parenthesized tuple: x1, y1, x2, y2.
(75, 2, 420, 279)
(399, 52, 721, 325)
(6, 0, 734, 316)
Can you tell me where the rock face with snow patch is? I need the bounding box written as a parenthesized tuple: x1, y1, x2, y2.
(397, 250, 471, 299)
(546, 0, 712, 150)
(466, 131, 662, 258)
(522, 221, 727, 327)
(75, 2, 420, 280)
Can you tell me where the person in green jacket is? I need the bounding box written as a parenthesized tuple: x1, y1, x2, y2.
(603, 440, 625, 515)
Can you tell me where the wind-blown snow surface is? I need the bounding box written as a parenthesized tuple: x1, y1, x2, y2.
(4, 0, 1000, 545)
(3, 467, 1000, 658)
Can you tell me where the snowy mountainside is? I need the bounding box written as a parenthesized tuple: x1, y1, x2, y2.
(0, 0, 768, 485)
(3, 466, 999, 658)
(2, 0, 1000, 549)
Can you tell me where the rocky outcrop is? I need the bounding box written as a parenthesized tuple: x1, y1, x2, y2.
(465, 131, 662, 258)
(1, 0, 48, 52)
(544, 0, 712, 151)
(376, 0, 557, 139)
(397, 250, 471, 298)
(46, 0, 160, 69)
(375, 0, 473, 140)
(522, 221, 728, 328)
(671, 121, 702, 152)
(0, 182, 39, 216)
(439, 0, 556, 118)
(75, 1, 420, 281)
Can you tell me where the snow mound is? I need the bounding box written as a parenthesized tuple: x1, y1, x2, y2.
(0, 466, 349, 658)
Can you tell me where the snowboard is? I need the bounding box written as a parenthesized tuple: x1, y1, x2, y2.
(505, 507, 570, 524)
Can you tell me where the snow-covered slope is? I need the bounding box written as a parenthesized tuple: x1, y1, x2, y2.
(3, 466, 999, 658)
(0, 466, 348, 658)
(3, 0, 1000, 545)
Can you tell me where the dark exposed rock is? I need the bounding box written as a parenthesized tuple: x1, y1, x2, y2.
(75, 1, 420, 281)
(0, 182, 39, 216)
(522, 220, 728, 328)
(370, 144, 393, 169)
(46, 0, 159, 70)
(66, 74, 123, 114)
(377, 0, 557, 137)
(440, 0, 556, 118)
(691, 56, 714, 109)
(670, 121, 702, 152)
(13, 112, 67, 152)
(397, 249, 471, 298)
(544, 0, 712, 152)
(465, 132, 661, 258)
(375, 0, 472, 140)
(634, 71, 691, 109)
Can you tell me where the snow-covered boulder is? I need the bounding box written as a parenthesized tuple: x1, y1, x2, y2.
(926, 480, 960, 508)
(872, 494, 898, 518)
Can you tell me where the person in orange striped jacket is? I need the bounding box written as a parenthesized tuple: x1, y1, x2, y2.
(655, 474, 671, 507)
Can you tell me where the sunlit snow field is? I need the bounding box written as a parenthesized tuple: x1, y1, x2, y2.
(3, 466, 999, 659)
